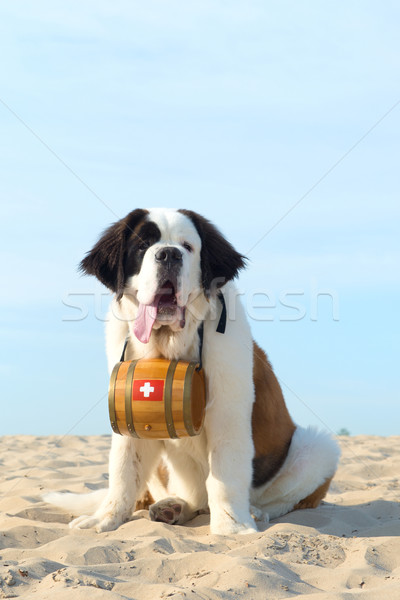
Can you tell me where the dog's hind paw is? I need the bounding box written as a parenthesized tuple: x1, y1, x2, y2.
(148, 497, 201, 525)
(149, 497, 184, 525)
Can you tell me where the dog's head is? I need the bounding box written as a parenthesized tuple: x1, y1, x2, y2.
(80, 208, 246, 342)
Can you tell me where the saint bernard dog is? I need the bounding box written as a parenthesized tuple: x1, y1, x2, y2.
(45, 208, 340, 535)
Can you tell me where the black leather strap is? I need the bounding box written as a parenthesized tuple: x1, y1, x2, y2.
(196, 292, 225, 371)
(120, 336, 129, 362)
(196, 322, 204, 372)
(216, 291, 227, 334)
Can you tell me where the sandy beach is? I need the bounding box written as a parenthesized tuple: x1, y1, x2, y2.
(0, 434, 399, 599)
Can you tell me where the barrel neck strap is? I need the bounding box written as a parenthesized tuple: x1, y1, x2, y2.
(120, 291, 226, 365)
(195, 292, 226, 372)
(216, 291, 227, 334)
(196, 322, 205, 372)
(120, 337, 129, 362)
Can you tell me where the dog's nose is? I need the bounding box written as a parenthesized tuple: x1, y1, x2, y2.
(155, 247, 183, 266)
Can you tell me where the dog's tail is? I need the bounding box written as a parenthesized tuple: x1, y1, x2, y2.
(42, 489, 107, 516)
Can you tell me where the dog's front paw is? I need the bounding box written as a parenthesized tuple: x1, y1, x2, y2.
(250, 505, 270, 523)
(212, 521, 258, 535)
(69, 515, 98, 530)
(69, 512, 125, 532)
(210, 509, 258, 535)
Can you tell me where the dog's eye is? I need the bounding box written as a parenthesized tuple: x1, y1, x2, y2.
(137, 239, 150, 252)
(182, 241, 193, 253)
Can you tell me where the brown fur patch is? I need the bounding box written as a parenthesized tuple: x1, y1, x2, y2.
(134, 490, 154, 511)
(251, 341, 296, 487)
(134, 464, 169, 511)
(293, 476, 333, 510)
(157, 463, 169, 489)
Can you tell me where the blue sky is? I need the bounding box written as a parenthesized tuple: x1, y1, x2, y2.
(1, 1, 399, 436)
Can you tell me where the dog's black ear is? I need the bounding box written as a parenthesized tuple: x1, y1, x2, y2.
(179, 209, 247, 293)
(79, 209, 148, 298)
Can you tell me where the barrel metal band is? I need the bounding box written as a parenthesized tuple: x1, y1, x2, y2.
(183, 361, 200, 437)
(164, 359, 179, 439)
(108, 362, 122, 435)
(125, 360, 139, 438)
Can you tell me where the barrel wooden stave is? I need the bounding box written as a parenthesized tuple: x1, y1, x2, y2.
(169, 362, 186, 438)
(114, 361, 131, 436)
(190, 368, 206, 434)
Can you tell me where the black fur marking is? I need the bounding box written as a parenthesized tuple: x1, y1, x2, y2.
(178, 209, 247, 293)
(251, 438, 292, 488)
(124, 220, 162, 280)
(79, 209, 161, 299)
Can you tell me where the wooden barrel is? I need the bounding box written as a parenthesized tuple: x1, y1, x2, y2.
(108, 358, 206, 439)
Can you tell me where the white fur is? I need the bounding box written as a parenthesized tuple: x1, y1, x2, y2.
(44, 209, 340, 535)
(128, 209, 202, 314)
(43, 489, 107, 515)
(250, 426, 341, 520)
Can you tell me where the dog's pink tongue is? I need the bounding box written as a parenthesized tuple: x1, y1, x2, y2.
(133, 302, 158, 344)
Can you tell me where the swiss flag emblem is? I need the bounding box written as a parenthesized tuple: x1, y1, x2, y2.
(132, 379, 164, 402)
